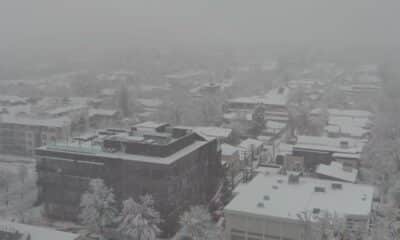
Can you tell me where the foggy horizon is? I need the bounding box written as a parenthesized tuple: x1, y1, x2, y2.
(1, 0, 400, 51)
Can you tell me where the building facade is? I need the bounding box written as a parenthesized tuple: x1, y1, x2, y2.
(224, 173, 374, 240)
(35, 123, 222, 235)
(0, 116, 71, 156)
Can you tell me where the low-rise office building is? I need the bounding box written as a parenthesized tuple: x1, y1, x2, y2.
(224, 173, 374, 240)
(35, 122, 222, 234)
(0, 115, 71, 156)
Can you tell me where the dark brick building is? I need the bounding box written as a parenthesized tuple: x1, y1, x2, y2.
(35, 122, 222, 235)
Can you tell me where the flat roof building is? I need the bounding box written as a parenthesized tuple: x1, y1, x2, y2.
(35, 123, 222, 235)
(224, 173, 374, 240)
(0, 220, 79, 240)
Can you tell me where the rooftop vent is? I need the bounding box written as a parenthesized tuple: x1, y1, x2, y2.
(314, 186, 326, 193)
(257, 202, 265, 208)
(263, 195, 270, 201)
(340, 140, 349, 149)
(362, 194, 367, 201)
(332, 183, 343, 190)
(288, 173, 300, 184)
(312, 208, 321, 214)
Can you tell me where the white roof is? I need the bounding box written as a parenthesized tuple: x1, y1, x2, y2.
(134, 121, 168, 129)
(1, 115, 71, 128)
(0, 220, 79, 240)
(266, 121, 287, 130)
(225, 173, 373, 220)
(221, 143, 240, 156)
(41, 139, 209, 165)
(294, 136, 364, 153)
(328, 109, 372, 119)
(228, 88, 289, 107)
(47, 105, 87, 115)
(193, 126, 232, 139)
(329, 116, 371, 128)
(165, 70, 208, 80)
(0, 105, 31, 116)
(223, 112, 253, 121)
(137, 98, 163, 108)
(316, 162, 358, 183)
(0, 95, 28, 104)
(332, 152, 361, 159)
(239, 138, 264, 150)
(89, 108, 118, 117)
(311, 108, 372, 119)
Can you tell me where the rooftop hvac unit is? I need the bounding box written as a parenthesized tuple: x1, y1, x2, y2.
(257, 202, 265, 208)
(331, 183, 343, 190)
(314, 186, 326, 193)
(312, 208, 321, 214)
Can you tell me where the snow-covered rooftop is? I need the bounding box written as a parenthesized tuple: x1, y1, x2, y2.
(0, 95, 28, 105)
(328, 109, 372, 119)
(221, 143, 240, 156)
(332, 152, 361, 160)
(89, 108, 119, 117)
(266, 121, 287, 130)
(228, 87, 290, 107)
(137, 98, 163, 108)
(193, 126, 232, 139)
(225, 173, 373, 220)
(294, 136, 364, 154)
(223, 112, 253, 121)
(1, 115, 71, 128)
(239, 138, 264, 150)
(316, 162, 358, 183)
(134, 121, 169, 129)
(0, 220, 79, 240)
(47, 105, 87, 115)
(165, 70, 208, 80)
(41, 139, 209, 165)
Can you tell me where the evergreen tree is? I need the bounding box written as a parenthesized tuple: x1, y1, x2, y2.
(179, 206, 222, 240)
(118, 195, 161, 240)
(79, 179, 117, 238)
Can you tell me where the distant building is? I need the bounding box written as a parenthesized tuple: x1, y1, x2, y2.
(35, 122, 222, 235)
(315, 162, 358, 183)
(88, 108, 121, 129)
(46, 105, 89, 132)
(238, 138, 264, 162)
(221, 143, 242, 185)
(0, 95, 29, 106)
(0, 220, 79, 240)
(165, 70, 210, 87)
(225, 87, 290, 123)
(292, 136, 364, 170)
(0, 115, 71, 156)
(224, 173, 374, 240)
(311, 108, 373, 139)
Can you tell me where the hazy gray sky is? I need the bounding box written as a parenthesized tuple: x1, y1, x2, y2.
(0, 0, 399, 49)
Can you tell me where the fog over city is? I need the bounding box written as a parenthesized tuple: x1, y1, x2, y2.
(0, 1, 400, 240)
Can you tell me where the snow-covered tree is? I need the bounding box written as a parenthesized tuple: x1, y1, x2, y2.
(79, 179, 117, 237)
(118, 195, 161, 240)
(179, 206, 222, 240)
(297, 210, 346, 240)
